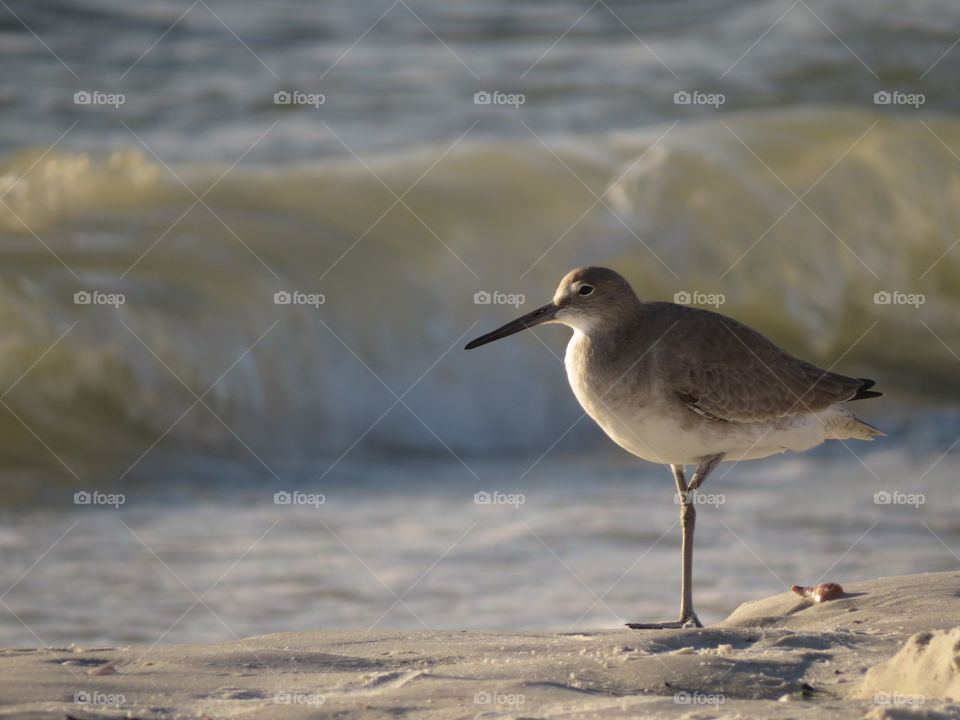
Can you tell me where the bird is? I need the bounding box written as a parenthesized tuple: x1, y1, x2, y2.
(464, 266, 882, 629)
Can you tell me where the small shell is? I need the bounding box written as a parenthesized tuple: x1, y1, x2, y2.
(791, 582, 844, 603)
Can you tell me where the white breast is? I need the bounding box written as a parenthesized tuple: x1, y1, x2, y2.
(563, 330, 833, 466)
(563, 331, 600, 417)
(563, 331, 668, 461)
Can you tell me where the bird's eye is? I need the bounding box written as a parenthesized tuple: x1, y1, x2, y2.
(578, 284, 595, 296)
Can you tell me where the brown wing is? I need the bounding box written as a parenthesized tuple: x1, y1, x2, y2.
(646, 302, 876, 424)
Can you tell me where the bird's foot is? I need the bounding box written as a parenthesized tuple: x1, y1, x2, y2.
(626, 614, 702, 630)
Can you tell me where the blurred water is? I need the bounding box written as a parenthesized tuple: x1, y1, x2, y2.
(0, 109, 959, 481)
(2, 0, 960, 160)
(0, 446, 954, 646)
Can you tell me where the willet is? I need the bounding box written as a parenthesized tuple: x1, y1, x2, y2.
(465, 266, 882, 629)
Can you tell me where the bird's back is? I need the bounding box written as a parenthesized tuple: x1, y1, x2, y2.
(628, 301, 879, 425)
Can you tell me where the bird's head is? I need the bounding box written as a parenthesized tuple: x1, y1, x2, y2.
(464, 266, 639, 349)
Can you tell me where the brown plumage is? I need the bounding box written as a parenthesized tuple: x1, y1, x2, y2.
(466, 265, 884, 629)
(634, 301, 882, 425)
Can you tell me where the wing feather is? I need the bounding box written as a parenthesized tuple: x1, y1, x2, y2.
(645, 302, 870, 424)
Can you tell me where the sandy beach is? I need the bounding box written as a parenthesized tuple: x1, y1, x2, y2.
(2, 571, 958, 719)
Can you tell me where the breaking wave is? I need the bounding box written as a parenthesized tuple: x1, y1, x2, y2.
(0, 106, 956, 483)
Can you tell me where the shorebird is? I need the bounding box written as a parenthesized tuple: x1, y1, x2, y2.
(465, 266, 882, 629)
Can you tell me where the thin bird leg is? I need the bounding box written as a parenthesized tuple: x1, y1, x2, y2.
(626, 464, 690, 629)
(677, 453, 723, 625)
(687, 453, 723, 494)
(628, 454, 724, 630)
(670, 463, 687, 495)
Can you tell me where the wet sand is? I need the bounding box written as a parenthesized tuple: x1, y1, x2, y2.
(2, 572, 959, 719)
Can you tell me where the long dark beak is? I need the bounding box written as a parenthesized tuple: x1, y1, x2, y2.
(464, 303, 558, 349)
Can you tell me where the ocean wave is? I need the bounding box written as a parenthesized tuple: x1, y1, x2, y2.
(0, 106, 956, 480)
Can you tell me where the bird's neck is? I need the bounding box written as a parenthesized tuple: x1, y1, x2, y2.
(568, 324, 626, 370)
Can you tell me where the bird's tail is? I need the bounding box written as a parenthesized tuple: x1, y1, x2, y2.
(849, 377, 883, 401)
(826, 408, 885, 441)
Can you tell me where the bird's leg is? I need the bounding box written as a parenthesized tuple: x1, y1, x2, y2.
(676, 453, 723, 626)
(627, 455, 724, 630)
(627, 464, 691, 629)
(687, 453, 723, 494)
